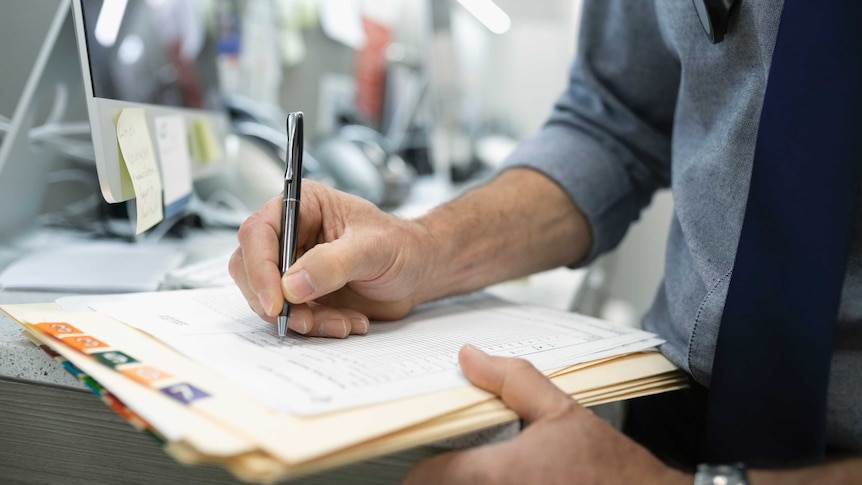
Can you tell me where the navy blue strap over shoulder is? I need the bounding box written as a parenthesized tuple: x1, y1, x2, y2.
(706, 0, 862, 466)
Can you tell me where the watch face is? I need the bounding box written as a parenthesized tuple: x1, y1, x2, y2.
(694, 463, 749, 485)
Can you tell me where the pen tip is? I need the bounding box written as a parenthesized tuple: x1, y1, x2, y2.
(280, 336, 285, 344)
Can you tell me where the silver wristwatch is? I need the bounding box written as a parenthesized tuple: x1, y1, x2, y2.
(693, 463, 748, 485)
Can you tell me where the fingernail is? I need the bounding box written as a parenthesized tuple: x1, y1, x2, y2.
(322, 319, 348, 338)
(351, 317, 369, 335)
(291, 315, 310, 334)
(283, 270, 314, 301)
(258, 292, 273, 315)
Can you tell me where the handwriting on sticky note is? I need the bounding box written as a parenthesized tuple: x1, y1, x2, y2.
(116, 108, 164, 234)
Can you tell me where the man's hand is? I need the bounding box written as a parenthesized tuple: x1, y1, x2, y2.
(404, 345, 691, 485)
(229, 180, 429, 338)
(229, 168, 593, 339)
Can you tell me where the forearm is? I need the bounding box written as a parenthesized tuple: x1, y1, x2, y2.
(412, 167, 592, 304)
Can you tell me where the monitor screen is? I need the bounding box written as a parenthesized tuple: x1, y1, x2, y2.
(72, 0, 230, 207)
(78, 0, 223, 113)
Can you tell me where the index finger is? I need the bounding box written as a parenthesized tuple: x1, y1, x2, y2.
(236, 196, 284, 316)
(458, 344, 577, 423)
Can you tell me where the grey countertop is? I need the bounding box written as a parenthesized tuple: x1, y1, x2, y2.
(0, 227, 240, 389)
(1, 290, 85, 388)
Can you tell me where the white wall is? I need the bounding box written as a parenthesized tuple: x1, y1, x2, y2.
(472, 0, 673, 323)
(450, 0, 581, 138)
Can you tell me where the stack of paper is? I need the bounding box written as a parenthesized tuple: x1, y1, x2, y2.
(0, 242, 184, 293)
(1, 288, 686, 483)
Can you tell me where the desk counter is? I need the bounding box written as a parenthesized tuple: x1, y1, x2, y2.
(1, 290, 84, 388)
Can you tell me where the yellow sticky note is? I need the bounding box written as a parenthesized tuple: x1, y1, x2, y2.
(116, 108, 164, 234)
(189, 117, 224, 164)
(112, 113, 135, 200)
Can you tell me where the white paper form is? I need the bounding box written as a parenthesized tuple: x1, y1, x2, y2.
(0, 242, 184, 293)
(59, 288, 662, 416)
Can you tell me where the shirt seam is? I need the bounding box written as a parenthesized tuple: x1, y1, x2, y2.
(688, 268, 733, 386)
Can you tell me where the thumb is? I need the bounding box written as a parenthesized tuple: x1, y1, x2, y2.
(281, 237, 370, 303)
(458, 344, 577, 423)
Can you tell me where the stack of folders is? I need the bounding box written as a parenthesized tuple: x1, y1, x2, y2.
(1, 287, 686, 483)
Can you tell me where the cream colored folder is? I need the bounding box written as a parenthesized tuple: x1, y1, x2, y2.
(2, 302, 686, 483)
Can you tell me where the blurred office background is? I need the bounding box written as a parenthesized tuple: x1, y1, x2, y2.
(213, 0, 673, 328)
(0, 0, 673, 328)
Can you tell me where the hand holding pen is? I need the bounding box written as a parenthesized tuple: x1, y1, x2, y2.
(231, 112, 411, 338)
(278, 112, 303, 342)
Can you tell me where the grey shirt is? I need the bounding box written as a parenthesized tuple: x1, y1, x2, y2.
(503, 0, 861, 451)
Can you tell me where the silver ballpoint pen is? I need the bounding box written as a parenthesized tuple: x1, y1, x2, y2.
(278, 112, 303, 342)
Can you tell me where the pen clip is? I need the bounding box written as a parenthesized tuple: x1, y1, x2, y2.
(285, 112, 303, 183)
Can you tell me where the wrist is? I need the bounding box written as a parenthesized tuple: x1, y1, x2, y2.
(409, 196, 500, 304)
(639, 467, 694, 485)
(406, 168, 593, 305)
(407, 214, 453, 305)
(650, 467, 693, 485)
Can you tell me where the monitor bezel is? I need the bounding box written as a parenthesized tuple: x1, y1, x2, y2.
(70, 0, 231, 204)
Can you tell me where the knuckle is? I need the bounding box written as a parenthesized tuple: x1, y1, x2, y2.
(553, 397, 579, 417)
(245, 296, 262, 316)
(496, 359, 538, 400)
(507, 358, 537, 376)
(325, 250, 352, 283)
(236, 212, 267, 243)
(541, 392, 579, 421)
(236, 221, 254, 244)
(227, 250, 242, 279)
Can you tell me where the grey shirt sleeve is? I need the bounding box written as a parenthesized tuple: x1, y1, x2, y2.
(502, 0, 680, 266)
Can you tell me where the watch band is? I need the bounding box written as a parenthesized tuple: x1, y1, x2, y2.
(693, 463, 749, 485)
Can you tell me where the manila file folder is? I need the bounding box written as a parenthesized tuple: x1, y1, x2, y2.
(1, 289, 686, 483)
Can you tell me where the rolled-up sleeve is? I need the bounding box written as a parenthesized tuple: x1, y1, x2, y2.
(502, 0, 680, 265)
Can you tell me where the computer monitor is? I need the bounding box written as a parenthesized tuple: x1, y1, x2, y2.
(0, 1, 89, 244)
(71, 0, 230, 210)
(0, 0, 287, 246)
(0, 0, 237, 245)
